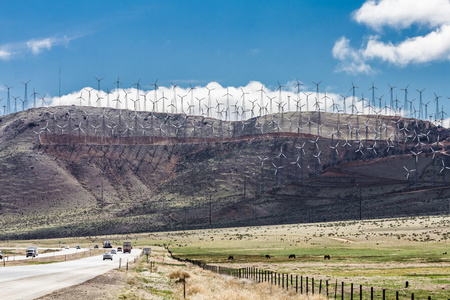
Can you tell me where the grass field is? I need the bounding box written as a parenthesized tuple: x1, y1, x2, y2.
(2, 215, 449, 299)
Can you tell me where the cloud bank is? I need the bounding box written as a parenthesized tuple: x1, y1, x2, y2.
(333, 0, 450, 73)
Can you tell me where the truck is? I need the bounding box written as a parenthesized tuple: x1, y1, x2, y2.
(103, 241, 112, 248)
(26, 246, 38, 258)
(123, 241, 132, 253)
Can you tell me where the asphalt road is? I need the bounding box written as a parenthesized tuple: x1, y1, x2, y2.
(0, 249, 141, 300)
(0, 247, 89, 261)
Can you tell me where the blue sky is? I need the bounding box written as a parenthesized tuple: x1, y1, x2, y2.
(1, 0, 450, 120)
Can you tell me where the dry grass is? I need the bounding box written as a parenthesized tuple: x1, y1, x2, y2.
(177, 268, 327, 300)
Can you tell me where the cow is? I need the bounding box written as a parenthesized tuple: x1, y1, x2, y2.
(228, 256, 234, 260)
(324, 255, 331, 260)
(289, 254, 296, 259)
(443, 252, 447, 255)
(265, 255, 271, 259)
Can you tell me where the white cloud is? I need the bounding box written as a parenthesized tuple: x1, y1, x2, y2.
(27, 36, 71, 54)
(48, 81, 351, 119)
(332, 37, 373, 74)
(0, 35, 72, 60)
(0, 49, 13, 60)
(353, 0, 450, 30)
(334, 0, 450, 73)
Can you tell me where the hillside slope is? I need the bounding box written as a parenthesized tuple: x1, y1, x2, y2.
(0, 107, 449, 238)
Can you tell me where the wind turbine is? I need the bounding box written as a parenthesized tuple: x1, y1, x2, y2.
(401, 85, 409, 117)
(151, 79, 159, 112)
(170, 82, 179, 113)
(31, 88, 39, 109)
(21, 80, 30, 110)
(240, 88, 249, 120)
(178, 94, 188, 114)
(369, 82, 377, 108)
(434, 93, 441, 122)
(5, 85, 13, 114)
(303, 92, 313, 112)
(276, 81, 286, 112)
(95, 77, 104, 91)
(349, 82, 358, 114)
(188, 83, 196, 115)
(132, 79, 142, 111)
(416, 88, 425, 119)
(223, 88, 233, 121)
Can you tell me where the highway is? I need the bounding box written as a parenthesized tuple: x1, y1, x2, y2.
(0, 247, 89, 262)
(0, 249, 141, 300)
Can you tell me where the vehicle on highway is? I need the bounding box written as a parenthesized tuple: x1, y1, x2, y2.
(123, 241, 132, 253)
(26, 246, 38, 258)
(94, 245, 99, 249)
(111, 249, 117, 254)
(103, 252, 113, 260)
(64, 245, 70, 249)
(117, 247, 122, 252)
(103, 241, 112, 248)
(0, 250, 2, 259)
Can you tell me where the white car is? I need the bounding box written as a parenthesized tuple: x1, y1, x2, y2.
(111, 249, 117, 254)
(64, 246, 70, 249)
(103, 252, 113, 260)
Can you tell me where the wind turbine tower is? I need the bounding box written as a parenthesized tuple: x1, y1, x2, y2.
(350, 82, 358, 114)
(416, 88, 425, 119)
(21, 81, 30, 111)
(5, 85, 13, 114)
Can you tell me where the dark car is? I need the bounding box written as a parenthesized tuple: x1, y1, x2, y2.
(117, 247, 122, 252)
(0, 250, 2, 259)
(76, 245, 81, 249)
(94, 245, 99, 249)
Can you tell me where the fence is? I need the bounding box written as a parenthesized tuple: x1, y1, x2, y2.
(168, 249, 437, 300)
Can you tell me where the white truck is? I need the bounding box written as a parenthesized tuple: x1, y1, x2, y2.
(26, 246, 38, 258)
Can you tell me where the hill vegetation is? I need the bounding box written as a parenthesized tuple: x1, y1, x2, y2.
(0, 107, 449, 239)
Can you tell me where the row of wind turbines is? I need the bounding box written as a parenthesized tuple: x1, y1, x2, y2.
(2, 78, 449, 126)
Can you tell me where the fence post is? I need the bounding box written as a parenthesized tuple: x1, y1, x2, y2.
(286, 274, 288, 290)
(296, 275, 298, 293)
(282, 273, 284, 289)
(319, 279, 322, 294)
(126, 259, 129, 271)
(411, 292, 414, 300)
(360, 284, 362, 300)
(396, 291, 399, 300)
(306, 277, 309, 294)
(291, 274, 293, 289)
(342, 282, 344, 300)
(351, 283, 354, 300)
(312, 277, 314, 294)
(183, 275, 186, 299)
(383, 289, 386, 300)
(335, 279, 338, 300)
(326, 280, 329, 297)
(301, 276, 303, 294)
(371, 287, 373, 300)
(119, 258, 122, 269)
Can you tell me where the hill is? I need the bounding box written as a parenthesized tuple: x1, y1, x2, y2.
(0, 106, 449, 239)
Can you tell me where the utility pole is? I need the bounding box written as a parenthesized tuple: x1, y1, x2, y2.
(359, 186, 362, 220)
(209, 194, 212, 227)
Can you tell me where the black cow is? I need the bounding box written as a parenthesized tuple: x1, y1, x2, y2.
(289, 254, 296, 259)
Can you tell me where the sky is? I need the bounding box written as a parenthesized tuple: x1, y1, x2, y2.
(1, 0, 450, 122)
